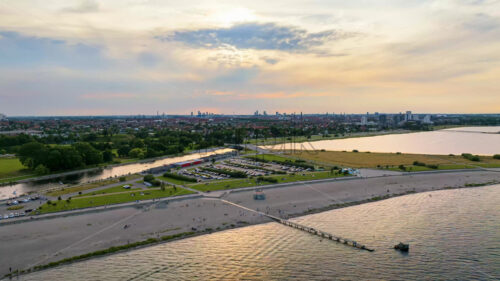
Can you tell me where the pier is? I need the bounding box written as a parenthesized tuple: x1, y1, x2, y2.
(276, 219, 374, 252)
(219, 199, 374, 252)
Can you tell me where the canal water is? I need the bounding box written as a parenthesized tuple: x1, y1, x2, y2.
(18, 185, 500, 280)
(0, 148, 233, 199)
(265, 126, 500, 155)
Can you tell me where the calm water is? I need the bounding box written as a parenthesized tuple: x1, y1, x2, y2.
(266, 127, 500, 155)
(0, 148, 233, 199)
(19, 185, 500, 280)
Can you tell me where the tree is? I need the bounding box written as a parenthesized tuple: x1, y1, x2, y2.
(103, 150, 114, 162)
(34, 164, 49, 175)
(74, 143, 103, 165)
(129, 148, 144, 158)
(117, 145, 131, 157)
(143, 174, 155, 182)
(18, 142, 45, 169)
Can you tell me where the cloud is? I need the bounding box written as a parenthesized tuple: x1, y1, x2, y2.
(463, 13, 500, 31)
(0, 31, 106, 68)
(262, 57, 279, 65)
(62, 0, 99, 13)
(157, 23, 354, 52)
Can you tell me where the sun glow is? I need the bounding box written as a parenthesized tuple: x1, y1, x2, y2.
(211, 7, 257, 26)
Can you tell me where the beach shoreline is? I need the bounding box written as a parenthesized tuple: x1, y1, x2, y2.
(1, 169, 499, 278)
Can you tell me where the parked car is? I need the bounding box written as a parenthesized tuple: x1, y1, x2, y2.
(3, 214, 8, 219)
(8, 213, 14, 218)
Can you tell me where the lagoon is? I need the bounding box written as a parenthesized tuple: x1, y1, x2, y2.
(265, 127, 500, 155)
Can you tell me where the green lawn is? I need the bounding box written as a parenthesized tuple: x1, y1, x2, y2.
(38, 187, 194, 214)
(388, 164, 477, 172)
(0, 157, 33, 183)
(74, 184, 141, 197)
(245, 154, 294, 163)
(46, 174, 142, 197)
(190, 178, 259, 192)
(189, 171, 347, 192)
(114, 157, 139, 164)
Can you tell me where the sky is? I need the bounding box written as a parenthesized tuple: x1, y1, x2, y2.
(0, 0, 499, 116)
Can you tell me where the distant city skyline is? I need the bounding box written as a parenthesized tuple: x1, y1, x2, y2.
(1, 0, 500, 115)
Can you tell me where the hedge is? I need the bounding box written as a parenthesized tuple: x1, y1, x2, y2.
(162, 172, 197, 182)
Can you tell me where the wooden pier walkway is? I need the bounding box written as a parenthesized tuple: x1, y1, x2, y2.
(276, 219, 374, 252)
(218, 199, 374, 252)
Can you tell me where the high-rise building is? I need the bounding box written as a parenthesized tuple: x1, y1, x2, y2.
(405, 111, 412, 121)
(378, 114, 387, 124)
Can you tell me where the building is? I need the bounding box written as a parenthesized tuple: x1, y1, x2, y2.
(0, 113, 6, 121)
(422, 115, 432, 124)
(378, 114, 387, 125)
(360, 116, 368, 125)
(405, 111, 412, 121)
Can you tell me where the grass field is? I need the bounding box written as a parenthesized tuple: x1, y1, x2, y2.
(0, 157, 33, 183)
(38, 187, 194, 214)
(189, 171, 346, 192)
(157, 176, 194, 186)
(245, 154, 296, 163)
(74, 184, 141, 197)
(284, 150, 500, 170)
(45, 174, 142, 197)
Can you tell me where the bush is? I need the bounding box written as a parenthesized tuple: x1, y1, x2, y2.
(352, 149, 359, 153)
(256, 176, 278, 183)
(143, 174, 155, 182)
(493, 154, 500, 160)
(246, 156, 314, 169)
(149, 180, 161, 187)
(162, 172, 197, 182)
(426, 164, 439, 169)
(413, 161, 426, 166)
(398, 164, 406, 171)
(34, 164, 50, 175)
(201, 167, 247, 178)
(462, 153, 480, 162)
(119, 176, 127, 182)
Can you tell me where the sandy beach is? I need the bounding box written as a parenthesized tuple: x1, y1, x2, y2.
(0, 169, 499, 277)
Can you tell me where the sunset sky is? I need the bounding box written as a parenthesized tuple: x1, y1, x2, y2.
(1, 0, 499, 115)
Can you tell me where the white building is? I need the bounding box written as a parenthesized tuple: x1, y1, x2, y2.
(360, 116, 368, 125)
(422, 115, 432, 124)
(0, 113, 6, 121)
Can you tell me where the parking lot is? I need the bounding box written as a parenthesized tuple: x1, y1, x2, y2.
(0, 195, 46, 220)
(176, 157, 310, 183)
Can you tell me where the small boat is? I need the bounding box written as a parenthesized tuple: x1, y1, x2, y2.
(394, 242, 409, 252)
